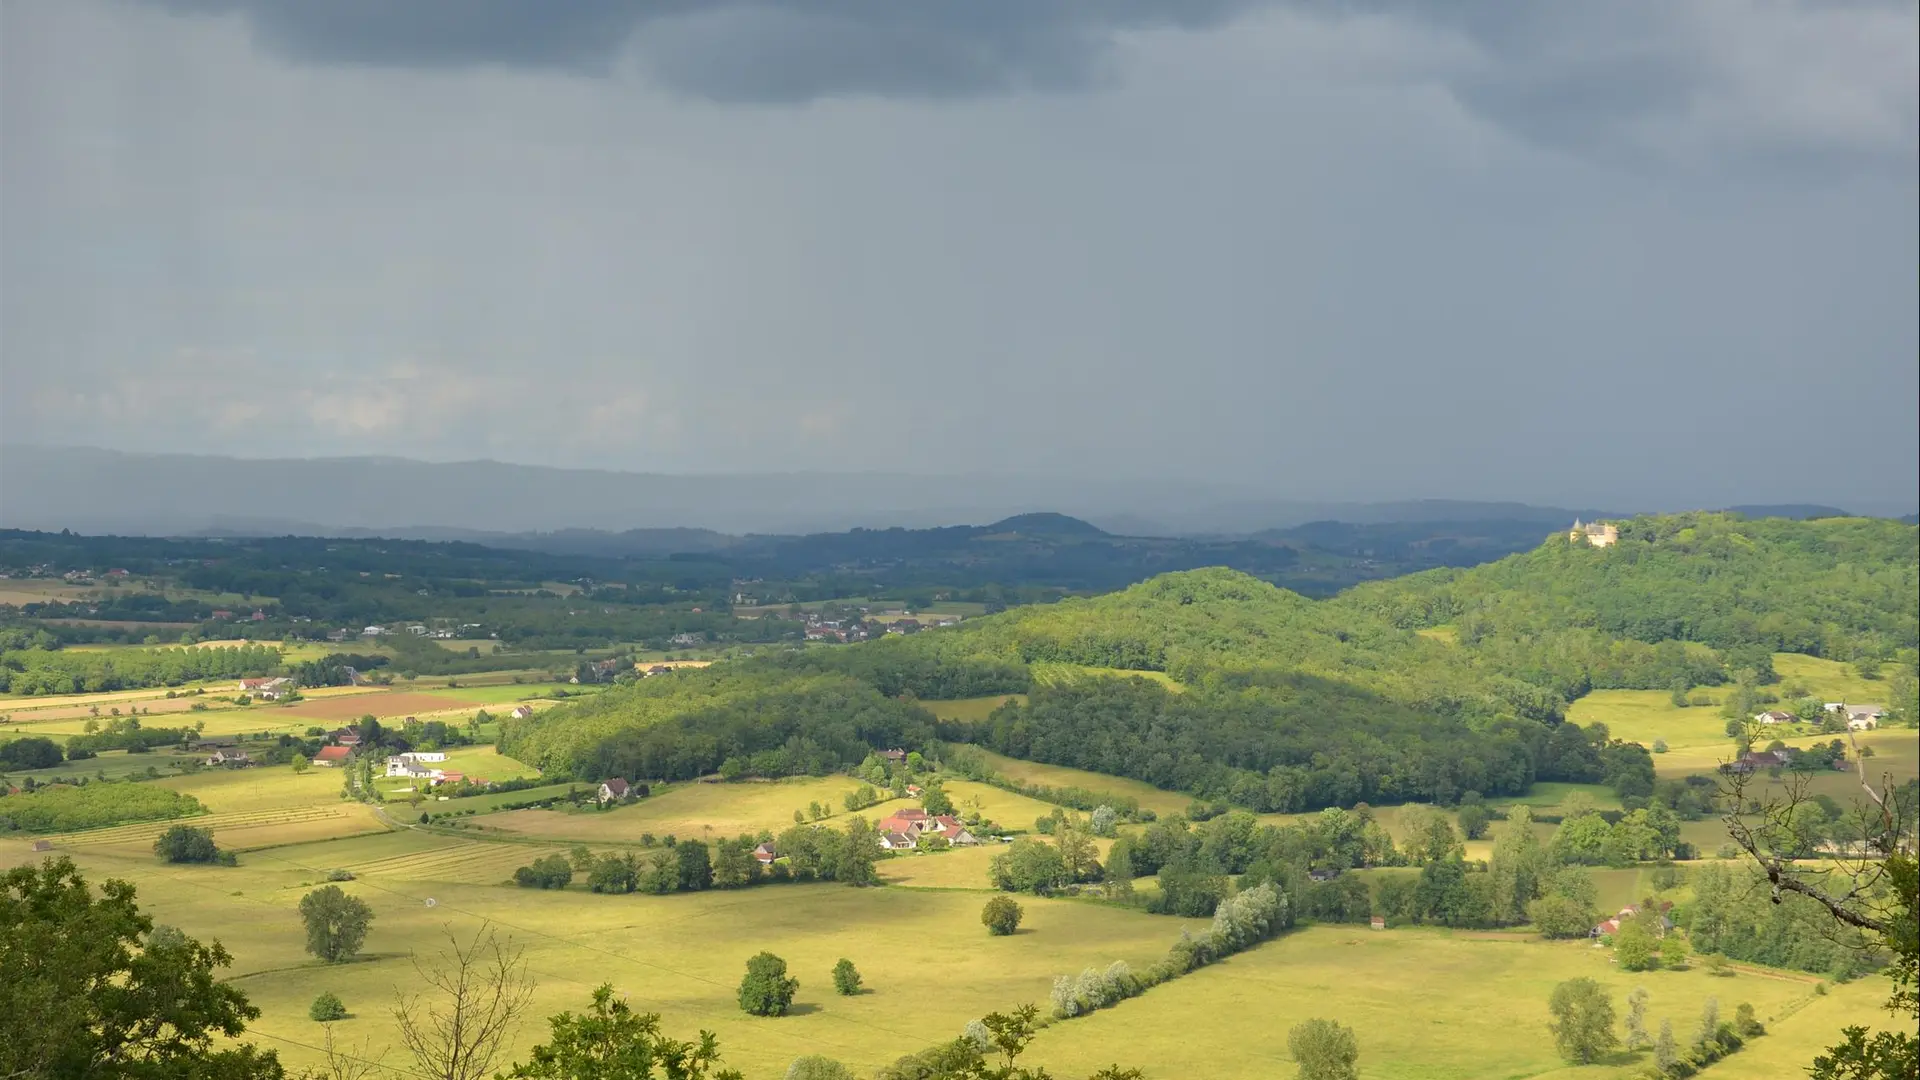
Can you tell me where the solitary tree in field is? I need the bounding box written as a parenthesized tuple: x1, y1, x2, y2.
(291, 754, 311, 774)
(1287, 1018, 1359, 1080)
(309, 991, 348, 1021)
(300, 885, 374, 963)
(738, 952, 799, 1017)
(153, 824, 226, 865)
(1548, 978, 1618, 1064)
(831, 958, 862, 996)
(982, 895, 1024, 936)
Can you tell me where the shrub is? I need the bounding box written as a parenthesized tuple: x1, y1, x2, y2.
(326, 869, 354, 882)
(738, 951, 799, 1017)
(513, 854, 574, 890)
(982, 895, 1024, 936)
(308, 991, 347, 1022)
(832, 958, 862, 996)
(786, 1057, 856, 1080)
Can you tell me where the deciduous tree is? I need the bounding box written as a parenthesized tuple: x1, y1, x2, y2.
(300, 885, 374, 963)
(738, 952, 799, 1017)
(982, 895, 1024, 936)
(1547, 977, 1618, 1065)
(1287, 1018, 1359, 1080)
(0, 857, 286, 1079)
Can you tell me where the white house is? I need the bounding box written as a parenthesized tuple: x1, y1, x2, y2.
(598, 778, 631, 803)
(239, 676, 295, 701)
(1753, 710, 1795, 726)
(385, 751, 449, 778)
(510, 705, 534, 720)
(1825, 703, 1887, 731)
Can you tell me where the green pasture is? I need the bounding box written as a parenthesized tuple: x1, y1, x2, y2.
(158, 763, 357, 813)
(1770, 652, 1894, 702)
(2, 745, 1903, 1080)
(0, 831, 1207, 1079)
(482, 776, 906, 844)
(413, 783, 579, 817)
(1030, 923, 1865, 1080)
(418, 683, 583, 705)
(1483, 782, 1623, 812)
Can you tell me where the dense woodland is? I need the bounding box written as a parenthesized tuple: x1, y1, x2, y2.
(504, 515, 1916, 807)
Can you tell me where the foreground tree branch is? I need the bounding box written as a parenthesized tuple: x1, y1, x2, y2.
(392, 923, 536, 1080)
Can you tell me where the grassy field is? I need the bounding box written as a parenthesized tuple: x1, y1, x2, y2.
(921, 695, 1025, 723)
(1029, 663, 1183, 692)
(1029, 923, 1873, 1080)
(0, 830, 1206, 1078)
(280, 691, 487, 723)
(962, 748, 1194, 818)
(416, 683, 580, 705)
(483, 777, 911, 844)
(4, 739, 1904, 1080)
(158, 764, 362, 812)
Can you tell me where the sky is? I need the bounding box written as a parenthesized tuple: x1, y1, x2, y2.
(2, 0, 1916, 512)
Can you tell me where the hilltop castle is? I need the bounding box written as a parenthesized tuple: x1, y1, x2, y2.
(1570, 519, 1619, 548)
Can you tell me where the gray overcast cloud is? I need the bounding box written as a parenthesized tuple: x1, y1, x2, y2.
(2, 0, 1915, 510)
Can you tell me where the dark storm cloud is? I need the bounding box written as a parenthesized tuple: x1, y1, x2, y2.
(5, 0, 1914, 513)
(132, 0, 1918, 157)
(145, 1, 1260, 97)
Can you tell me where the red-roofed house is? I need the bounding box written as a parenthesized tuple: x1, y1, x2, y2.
(314, 746, 352, 766)
(928, 815, 980, 846)
(434, 772, 465, 787)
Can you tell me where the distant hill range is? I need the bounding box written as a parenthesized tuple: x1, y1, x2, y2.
(2, 444, 1633, 538)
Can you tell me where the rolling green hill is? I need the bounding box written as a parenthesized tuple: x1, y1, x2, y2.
(502, 514, 1918, 812)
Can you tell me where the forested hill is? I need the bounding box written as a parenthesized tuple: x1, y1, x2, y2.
(505, 513, 1917, 812)
(1340, 513, 1919, 662)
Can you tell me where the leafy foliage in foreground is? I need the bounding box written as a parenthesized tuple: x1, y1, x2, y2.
(0, 857, 284, 1079)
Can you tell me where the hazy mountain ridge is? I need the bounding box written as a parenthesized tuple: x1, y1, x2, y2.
(3, 444, 1627, 537)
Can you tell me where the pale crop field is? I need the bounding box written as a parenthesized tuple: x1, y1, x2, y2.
(921, 694, 1026, 723)
(44, 803, 388, 856)
(961, 747, 1192, 818)
(416, 683, 578, 705)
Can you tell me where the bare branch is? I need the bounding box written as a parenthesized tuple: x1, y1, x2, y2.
(391, 923, 535, 1080)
